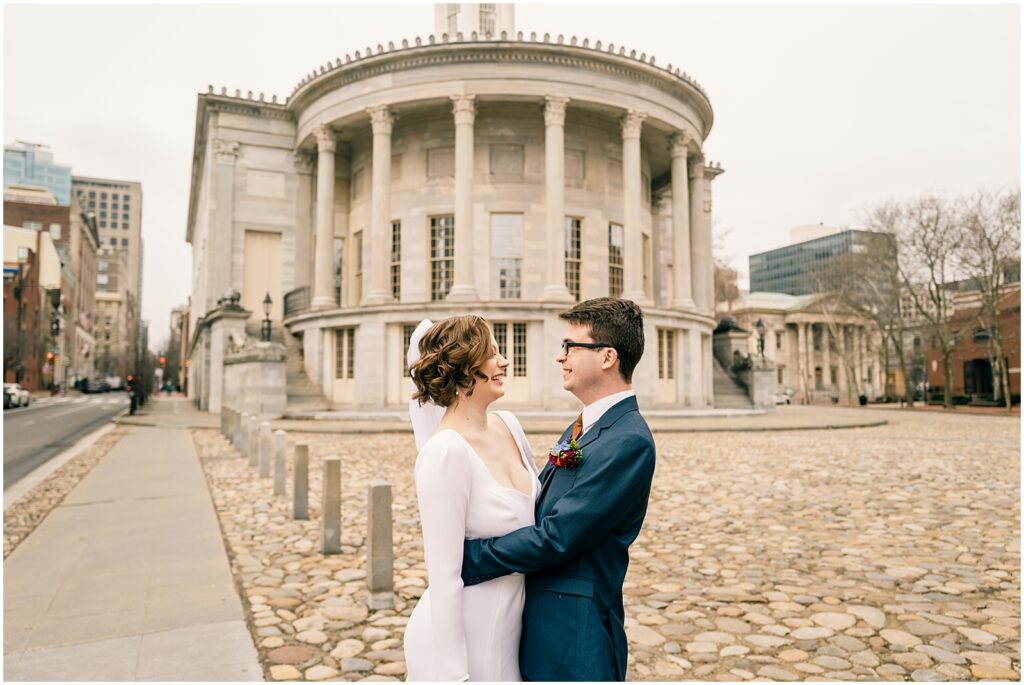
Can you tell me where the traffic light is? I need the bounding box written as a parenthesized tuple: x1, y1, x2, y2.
(46, 351, 56, 363)
(159, 356, 166, 367)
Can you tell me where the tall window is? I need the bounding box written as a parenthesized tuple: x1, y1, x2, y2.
(513, 322, 527, 376)
(491, 213, 522, 299)
(565, 217, 581, 302)
(658, 329, 676, 379)
(401, 323, 416, 381)
(333, 237, 344, 305)
(608, 222, 624, 298)
(493, 322, 528, 377)
(776, 331, 783, 350)
(390, 221, 401, 300)
(352, 231, 363, 304)
(430, 215, 455, 301)
(335, 327, 356, 379)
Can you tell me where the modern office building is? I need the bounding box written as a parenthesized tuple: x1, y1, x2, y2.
(749, 227, 891, 296)
(185, 3, 726, 413)
(3, 142, 73, 206)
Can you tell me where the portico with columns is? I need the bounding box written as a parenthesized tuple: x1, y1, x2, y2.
(186, 14, 726, 412)
(720, 292, 884, 404)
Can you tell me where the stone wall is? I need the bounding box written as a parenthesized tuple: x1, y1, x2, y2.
(223, 342, 287, 418)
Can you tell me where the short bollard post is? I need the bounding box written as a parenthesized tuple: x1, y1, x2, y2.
(293, 445, 309, 520)
(367, 482, 394, 609)
(228, 408, 238, 442)
(248, 417, 259, 467)
(259, 422, 272, 478)
(273, 430, 287, 496)
(220, 410, 227, 437)
(321, 457, 341, 554)
(235, 412, 247, 452)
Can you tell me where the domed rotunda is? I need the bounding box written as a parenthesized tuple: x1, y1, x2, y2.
(186, 3, 724, 413)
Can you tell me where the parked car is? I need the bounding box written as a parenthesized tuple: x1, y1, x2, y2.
(106, 376, 123, 391)
(774, 390, 793, 405)
(4, 383, 30, 408)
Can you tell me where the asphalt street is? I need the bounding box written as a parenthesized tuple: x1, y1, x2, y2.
(3, 394, 128, 489)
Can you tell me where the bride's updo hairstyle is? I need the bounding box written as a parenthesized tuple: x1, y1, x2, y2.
(410, 315, 494, 408)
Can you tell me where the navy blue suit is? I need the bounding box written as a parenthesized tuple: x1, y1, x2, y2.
(462, 396, 656, 681)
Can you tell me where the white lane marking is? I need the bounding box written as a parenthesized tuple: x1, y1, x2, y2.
(45, 403, 96, 419)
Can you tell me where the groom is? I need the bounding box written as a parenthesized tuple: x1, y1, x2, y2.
(462, 297, 656, 681)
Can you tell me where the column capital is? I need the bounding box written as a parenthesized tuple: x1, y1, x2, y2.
(313, 123, 336, 154)
(213, 139, 239, 163)
(451, 95, 476, 126)
(293, 150, 315, 175)
(689, 151, 706, 179)
(367, 105, 395, 135)
(621, 110, 647, 140)
(670, 131, 692, 159)
(543, 95, 570, 127)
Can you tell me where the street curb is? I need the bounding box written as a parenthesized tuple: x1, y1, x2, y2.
(3, 410, 126, 512)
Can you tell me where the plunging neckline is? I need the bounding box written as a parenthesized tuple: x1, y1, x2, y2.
(440, 414, 537, 498)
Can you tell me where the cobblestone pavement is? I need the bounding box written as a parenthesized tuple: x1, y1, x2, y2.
(192, 410, 1020, 681)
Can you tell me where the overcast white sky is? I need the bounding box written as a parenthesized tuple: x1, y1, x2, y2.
(4, 2, 1020, 350)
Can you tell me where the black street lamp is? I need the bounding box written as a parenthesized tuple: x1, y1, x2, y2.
(755, 318, 767, 359)
(261, 292, 273, 342)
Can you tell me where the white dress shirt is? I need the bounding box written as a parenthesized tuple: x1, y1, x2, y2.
(581, 389, 636, 437)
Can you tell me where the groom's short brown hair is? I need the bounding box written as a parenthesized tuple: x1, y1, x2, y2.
(559, 298, 644, 383)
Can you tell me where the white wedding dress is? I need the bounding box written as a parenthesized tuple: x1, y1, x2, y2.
(403, 410, 539, 682)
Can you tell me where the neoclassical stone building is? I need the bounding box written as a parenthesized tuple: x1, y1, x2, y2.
(721, 292, 884, 402)
(187, 5, 723, 412)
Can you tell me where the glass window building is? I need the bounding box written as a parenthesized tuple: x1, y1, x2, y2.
(3, 143, 72, 206)
(749, 229, 891, 296)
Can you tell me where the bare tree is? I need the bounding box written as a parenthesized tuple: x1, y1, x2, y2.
(958, 186, 1021, 412)
(890, 195, 965, 409)
(842, 205, 921, 406)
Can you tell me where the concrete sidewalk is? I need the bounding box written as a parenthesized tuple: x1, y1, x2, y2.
(3, 421, 261, 680)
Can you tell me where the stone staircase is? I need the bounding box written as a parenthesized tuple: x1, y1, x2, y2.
(713, 358, 754, 409)
(245, 321, 331, 412)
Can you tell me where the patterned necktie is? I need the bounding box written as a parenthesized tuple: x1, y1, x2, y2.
(571, 413, 584, 443)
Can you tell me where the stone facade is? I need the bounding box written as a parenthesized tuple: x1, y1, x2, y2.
(720, 292, 884, 403)
(187, 18, 724, 411)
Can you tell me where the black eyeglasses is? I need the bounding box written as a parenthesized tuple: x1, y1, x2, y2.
(561, 341, 616, 356)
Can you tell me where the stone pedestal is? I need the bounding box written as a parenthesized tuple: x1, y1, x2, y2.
(223, 341, 287, 419)
(749, 363, 778, 408)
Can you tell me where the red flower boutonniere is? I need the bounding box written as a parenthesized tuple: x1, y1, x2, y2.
(548, 438, 584, 469)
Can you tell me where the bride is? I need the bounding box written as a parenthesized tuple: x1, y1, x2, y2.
(402, 316, 538, 682)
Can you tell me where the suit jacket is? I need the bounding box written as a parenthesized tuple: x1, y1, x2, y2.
(461, 396, 656, 681)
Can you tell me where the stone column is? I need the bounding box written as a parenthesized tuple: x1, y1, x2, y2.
(854, 326, 864, 395)
(688, 329, 702, 407)
(541, 96, 573, 303)
(621, 110, 648, 303)
(293, 151, 315, 291)
(311, 123, 337, 309)
(447, 95, 479, 302)
(670, 133, 695, 309)
(365, 105, 395, 305)
(822, 327, 832, 389)
(796, 322, 808, 402)
(689, 154, 711, 313)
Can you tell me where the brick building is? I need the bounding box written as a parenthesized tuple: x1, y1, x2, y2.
(927, 286, 1021, 401)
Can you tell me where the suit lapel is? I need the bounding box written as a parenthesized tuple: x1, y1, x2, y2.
(535, 397, 639, 511)
(574, 396, 639, 452)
